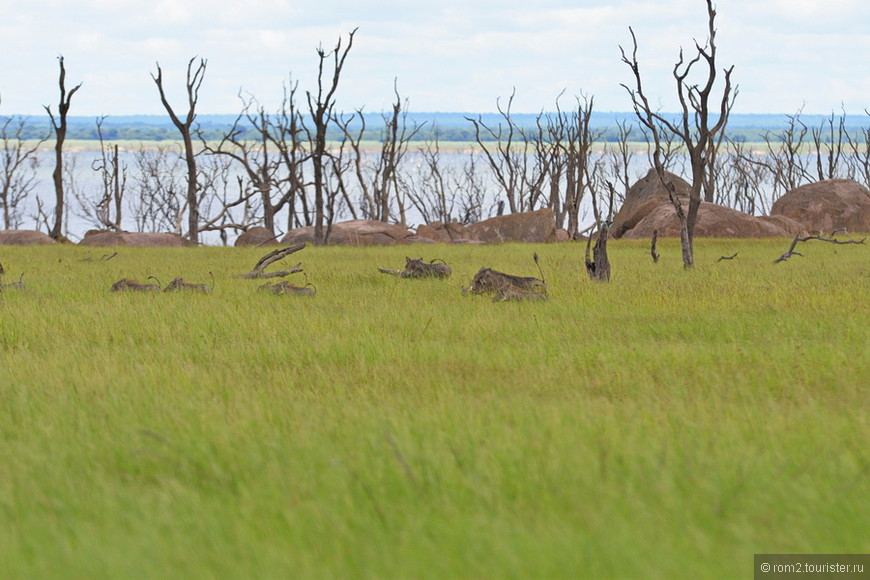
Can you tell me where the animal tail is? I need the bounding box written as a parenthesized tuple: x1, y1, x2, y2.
(533, 252, 545, 283)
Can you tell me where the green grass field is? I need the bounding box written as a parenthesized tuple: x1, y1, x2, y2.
(1, 238, 867, 579)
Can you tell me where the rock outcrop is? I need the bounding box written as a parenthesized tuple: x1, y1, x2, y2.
(281, 220, 415, 246)
(611, 169, 691, 238)
(79, 231, 192, 247)
(771, 179, 870, 233)
(0, 230, 56, 245)
(235, 226, 281, 247)
(622, 202, 795, 239)
(463, 208, 557, 243)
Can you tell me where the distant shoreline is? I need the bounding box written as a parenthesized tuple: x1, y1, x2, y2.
(6, 111, 869, 145)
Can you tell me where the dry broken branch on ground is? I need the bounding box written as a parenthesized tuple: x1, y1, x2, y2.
(774, 232, 866, 263)
(236, 242, 305, 278)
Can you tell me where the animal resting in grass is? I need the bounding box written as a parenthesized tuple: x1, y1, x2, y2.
(258, 280, 316, 296)
(164, 276, 213, 293)
(378, 257, 452, 279)
(462, 254, 547, 300)
(110, 278, 161, 292)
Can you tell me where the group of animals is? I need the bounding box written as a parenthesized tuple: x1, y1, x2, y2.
(108, 274, 317, 296)
(380, 255, 548, 302)
(1, 251, 549, 302)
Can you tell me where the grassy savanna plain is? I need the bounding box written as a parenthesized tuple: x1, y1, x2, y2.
(0, 238, 867, 579)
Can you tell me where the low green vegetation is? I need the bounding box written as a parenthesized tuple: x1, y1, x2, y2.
(1, 238, 867, 578)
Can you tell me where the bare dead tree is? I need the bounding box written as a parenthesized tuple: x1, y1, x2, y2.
(585, 181, 615, 282)
(44, 55, 82, 240)
(844, 108, 870, 188)
(74, 116, 126, 231)
(129, 144, 186, 234)
(375, 81, 423, 226)
(305, 28, 357, 245)
(202, 92, 279, 231)
(152, 57, 207, 244)
(399, 130, 454, 224)
(1, 97, 47, 229)
(534, 111, 565, 228)
(466, 89, 543, 214)
(717, 139, 769, 215)
(620, 0, 736, 268)
(551, 93, 601, 237)
(269, 78, 313, 230)
(640, 116, 683, 176)
(601, 118, 638, 206)
(334, 110, 371, 220)
(322, 117, 358, 237)
(343, 82, 423, 225)
(811, 109, 847, 181)
(751, 109, 812, 202)
(459, 151, 488, 223)
(196, 153, 259, 239)
(31, 196, 52, 233)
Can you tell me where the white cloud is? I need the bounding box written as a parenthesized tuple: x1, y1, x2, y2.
(0, 0, 866, 116)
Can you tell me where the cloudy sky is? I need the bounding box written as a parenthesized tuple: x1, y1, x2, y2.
(0, 0, 867, 117)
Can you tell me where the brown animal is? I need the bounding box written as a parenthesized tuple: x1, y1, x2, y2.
(164, 277, 212, 293)
(492, 284, 549, 302)
(257, 280, 316, 296)
(110, 278, 161, 292)
(463, 268, 546, 295)
(378, 257, 452, 279)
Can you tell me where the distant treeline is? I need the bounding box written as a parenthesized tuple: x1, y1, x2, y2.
(5, 111, 869, 143)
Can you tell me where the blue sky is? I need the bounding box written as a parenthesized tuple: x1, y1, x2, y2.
(0, 0, 867, 116)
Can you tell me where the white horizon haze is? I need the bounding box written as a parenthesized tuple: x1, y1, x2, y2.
(0, 0, 867, 118)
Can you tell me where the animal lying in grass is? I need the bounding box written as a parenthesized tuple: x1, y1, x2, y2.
(164, 277, 213, 293)
(378, 257, 452, 279)
(463, 253, 547, 299)
(258, 280, 316, 296)
(110, 278, 161, 292)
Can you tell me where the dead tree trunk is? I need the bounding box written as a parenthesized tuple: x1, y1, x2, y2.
(77, 116, 126, 231)
(305, 29, 356, 245)
(620, 0, 736, 268)
(373, 81, 423, 226)
(44, 56, 82, 241)
(152, 57, 206, 245)
(585, 223, 611, 282)
(585, 181, 615, 282)
(270, 79, 312, 230)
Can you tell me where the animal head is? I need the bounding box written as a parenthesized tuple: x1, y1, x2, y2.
(164, 277, 185, 291)
(110, 278, 132, 292)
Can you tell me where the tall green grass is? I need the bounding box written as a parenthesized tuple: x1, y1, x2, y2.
(1, 238, 868, 578)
